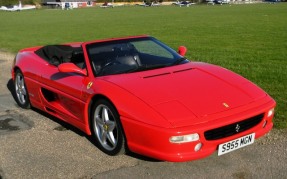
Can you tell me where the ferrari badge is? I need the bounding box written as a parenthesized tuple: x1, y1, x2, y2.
(223, 102, 229, 108)
(87, 82, 93, 89)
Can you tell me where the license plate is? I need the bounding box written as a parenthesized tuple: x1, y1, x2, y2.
(218, 133, 255, 156)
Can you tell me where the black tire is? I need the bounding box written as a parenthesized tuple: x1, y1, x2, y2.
(14, 69, 31, 109)
(91, 99, 126, 155)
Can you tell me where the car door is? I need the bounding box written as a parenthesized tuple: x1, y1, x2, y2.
(40, 61, 88, 124)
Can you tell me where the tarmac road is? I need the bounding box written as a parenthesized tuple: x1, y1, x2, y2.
(1, 51, 286, 179)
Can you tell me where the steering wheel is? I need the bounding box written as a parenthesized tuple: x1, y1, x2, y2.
(102, 59, 120, 68)
(98, 59, 121, 75)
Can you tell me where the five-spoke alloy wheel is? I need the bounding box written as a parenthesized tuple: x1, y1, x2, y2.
(91, 99, 126, 155)
(14, 69, 31, 109)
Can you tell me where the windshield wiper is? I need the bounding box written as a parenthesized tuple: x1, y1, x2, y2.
(126, 59, 189, 74)
(127, 64, 168, 73)
(172, 57, 188, 65)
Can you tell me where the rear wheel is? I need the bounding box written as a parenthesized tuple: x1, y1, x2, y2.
(91, 99, 126, 155)
(14, 69, 31, 109)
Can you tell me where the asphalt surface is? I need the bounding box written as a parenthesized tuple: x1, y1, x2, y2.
(1, 51, 287, 179)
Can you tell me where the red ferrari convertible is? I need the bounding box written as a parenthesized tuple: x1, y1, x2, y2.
(11, 35, 275, 162)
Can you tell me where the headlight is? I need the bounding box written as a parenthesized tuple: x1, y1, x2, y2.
(267, 108, 274, 118)
(169, 133, 199, 144)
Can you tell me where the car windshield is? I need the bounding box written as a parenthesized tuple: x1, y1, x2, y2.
(86, 36, 189, 77)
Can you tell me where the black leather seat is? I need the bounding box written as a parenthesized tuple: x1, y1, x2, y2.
(36, 45, 74, 66)
(70, 50, 85, 69)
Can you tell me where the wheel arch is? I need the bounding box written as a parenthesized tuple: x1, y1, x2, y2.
(12, 66, 21, 80)
(88, 94, 111, 127)
(87, 94, 125, 134)
(87, 94, 129, 154)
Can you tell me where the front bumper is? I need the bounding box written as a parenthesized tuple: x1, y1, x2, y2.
(121, 97, 275, 162)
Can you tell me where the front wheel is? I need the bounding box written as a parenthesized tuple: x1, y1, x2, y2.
(91, 99, 126, 155)
(14, 69, 31, 109)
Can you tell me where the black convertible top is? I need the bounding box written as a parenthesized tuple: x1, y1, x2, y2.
(35, 45, 84, 68)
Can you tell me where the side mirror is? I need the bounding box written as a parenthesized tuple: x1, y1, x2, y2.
(58, 63, 87, 76)
(178, 46, 187, 56)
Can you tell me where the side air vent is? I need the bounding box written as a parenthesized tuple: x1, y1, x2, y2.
(41, 88, 58, 102)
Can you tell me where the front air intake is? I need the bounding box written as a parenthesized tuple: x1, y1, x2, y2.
(204, 114, 264, 141)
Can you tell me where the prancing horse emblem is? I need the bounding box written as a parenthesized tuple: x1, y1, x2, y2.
(87, 82, 93, 89)
(235, 124, 240, 133)
(223, 102, 229, 108)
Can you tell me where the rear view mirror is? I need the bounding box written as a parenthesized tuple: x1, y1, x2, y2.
(178, 46, 187, 56)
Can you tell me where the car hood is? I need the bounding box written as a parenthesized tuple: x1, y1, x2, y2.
(101, 63, 267, 126)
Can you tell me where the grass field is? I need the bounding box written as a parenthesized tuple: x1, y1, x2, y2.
(0, 3, 286, 128)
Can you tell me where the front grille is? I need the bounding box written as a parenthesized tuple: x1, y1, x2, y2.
(204, 113, 264, 141)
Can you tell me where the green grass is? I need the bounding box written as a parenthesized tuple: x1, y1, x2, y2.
(0, 4, 286, 128)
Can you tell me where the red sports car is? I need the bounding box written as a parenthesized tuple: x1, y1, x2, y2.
(11, 35, 275, 162)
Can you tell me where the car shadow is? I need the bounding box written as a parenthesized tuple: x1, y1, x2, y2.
(7, 79, 18, 105)
(6, 78, 160, 162)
